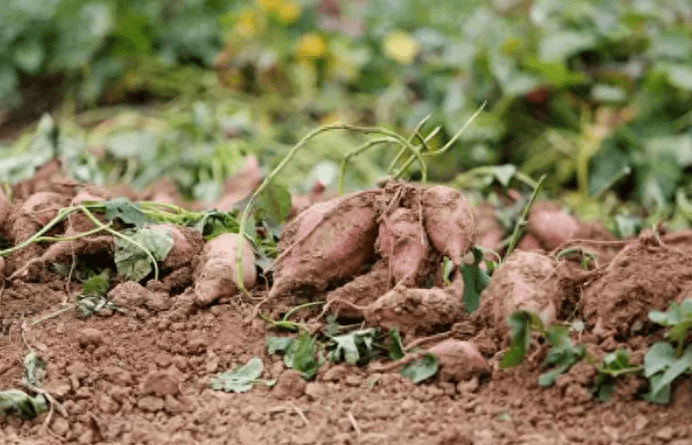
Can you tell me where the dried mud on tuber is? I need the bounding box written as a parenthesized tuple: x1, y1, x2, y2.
(3, 168, 692, 444)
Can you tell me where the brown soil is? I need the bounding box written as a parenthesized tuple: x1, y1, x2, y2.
(2, 174, 692, 444)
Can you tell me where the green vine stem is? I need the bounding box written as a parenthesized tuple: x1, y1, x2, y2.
(504, 174, 546, 259)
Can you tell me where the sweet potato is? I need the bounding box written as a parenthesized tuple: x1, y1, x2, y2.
(364, 279, 465, 336)
(0, 188, 9, 228)
(420, 185, 476, 266)
(269, 190, 382, 299)
(150, 224, 204, 270)
(477, 251, 559, 338)
(194, 233, 257, 306)
(428, 339, 489, 382)
(376, 207, 433, 287)
(527, 202, 580, 251)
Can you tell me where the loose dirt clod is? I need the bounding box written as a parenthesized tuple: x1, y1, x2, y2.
(478, 251, 560, 338)
(193, 233, 257, 307)
(582, 233, 692, 337)
(269, 190, 382, 299)
(152, 224, 205, 270)
(325, 260, 391, 318)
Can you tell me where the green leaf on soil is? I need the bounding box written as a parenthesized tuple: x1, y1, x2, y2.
(387, 328, 405, 361)
(284, 333, 322, 380)
(538, 325, 585, 387)
(114, 227, 174, 281)
(593, 349, 640, 402)
(500, 310, 545, 369)
(81, 270, 110, 296)
(327, 328, 377, 365)
(76, 294, 117, 318)
(0, 390, 48, 420)
(103, 197, 147, 226)
(645, 374, 672, 405)
(209, 357, 273, 393)
(647, 344, 692, 401)
(644, 342, 677, 378)
(266, 336, 294, 355)
(460, 246, 490, 313)
(23, 352, 46, 387)
(400, 353, 438, 383)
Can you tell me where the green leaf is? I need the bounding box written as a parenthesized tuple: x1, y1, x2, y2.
(266, 336, 294, 355)
(81, 271, 110, 296)
(500, 310, 544, 369)
(594, 373, 616, 402)
(23, 352, 46, 387)
(650, 344, 692, 398)
(644, 342, 677, 378)
(400, 353, 438, 383)
(539, 30, 596, 62)
(14, 38, 45, 74)
(491, 165, 517, 187)
(328, 329, 377, 365)
(460, 247, 490, 313)
(387, 328, 405, 361)
(103, 197, 146, 227)
(0, 390, 48, 420)
(538, 362, 570, 387)
(106, 131, 157, 162)
(209, 357, 266, 393)
(285, 333, 321, 380)
(253, 183, 292, 226)
(645, 373, 672, 404)
(114, 227, 174, 282)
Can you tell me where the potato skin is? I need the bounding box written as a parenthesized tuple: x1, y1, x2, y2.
(420, 185, 476, 267)
(193, 233, 257, 306)
(269, 190, 381, 299)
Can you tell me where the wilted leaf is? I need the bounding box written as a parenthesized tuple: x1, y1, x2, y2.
(460, 247, 490, 313)
(400, 353, 438, 383)
(0, 390, 48, 420)
(103, 197, 146, 227)
(209, 357, 269, 393)
(266, 336, 294, 355)
(23, 352, 46, 387)
(114, 227, 174, 281)
(284, 333, 321, 380)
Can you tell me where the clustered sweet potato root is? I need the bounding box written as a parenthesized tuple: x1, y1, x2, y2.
(270, 181, 477, 335)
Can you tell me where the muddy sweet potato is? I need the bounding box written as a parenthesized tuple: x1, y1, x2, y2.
(376, 207, 434, 287)
(269, 189, 382, 299)
(527, 202, 580, 251)
(364, 277, 465, 336)
(150, 224, 205, 270)
(194, 233, 257, 307)
(477, 251, 559, 338)
(420, 185, 476, 266)
(428, 339, 489, 382)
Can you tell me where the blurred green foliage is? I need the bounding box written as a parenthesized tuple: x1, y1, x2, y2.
(1, 0, 692, 228)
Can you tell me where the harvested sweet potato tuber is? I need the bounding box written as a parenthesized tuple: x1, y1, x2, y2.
(150, 224, 204, 270)
(193, 233, 257, 307)
(420, 185, 476, 266)
(428, 339, 489, 382)
(269, 190, 382, 299)
(477, 251, 559, 338)
(376, 207, 433, 287)
(364, 277, 465, 336)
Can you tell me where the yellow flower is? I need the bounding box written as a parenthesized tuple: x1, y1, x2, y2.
(257, 0, 281, 12)
(383, 30, 420, 64)
(235, 9, 258, 38)
(278, 0, 301, 24)
(295, 33, 328, 61)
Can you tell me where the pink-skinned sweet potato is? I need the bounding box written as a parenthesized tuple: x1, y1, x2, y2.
(269, 189, 382, 299)
(420, 185, 476, 266)
(376, 207, 433, 287)
(428, 339, 489, 382)
(477, 251, 559, 339)
(364, 276, 465, 336)
(193, 233, 257, 307)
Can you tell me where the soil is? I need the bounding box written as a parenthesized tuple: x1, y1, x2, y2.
(2, 170, 692, 445)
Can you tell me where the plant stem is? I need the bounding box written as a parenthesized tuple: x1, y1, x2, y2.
(505, 174, 546, 259)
